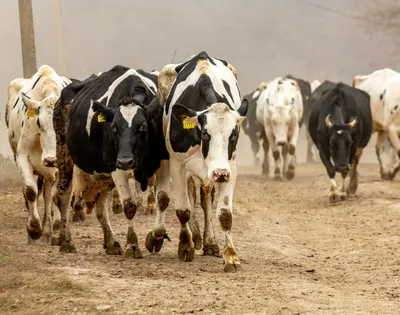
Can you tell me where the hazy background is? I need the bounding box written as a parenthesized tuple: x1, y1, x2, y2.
(0, 0, 396, 165)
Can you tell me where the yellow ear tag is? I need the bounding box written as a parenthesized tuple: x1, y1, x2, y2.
(183, 118, 195, 129)
(97, 113, 106, 123)
(305, 96, 309, 100)
(26, 108, 37, 118)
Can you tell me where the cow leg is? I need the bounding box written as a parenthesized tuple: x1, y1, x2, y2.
(172, 161, 195, 262)
(318, 145, 341, 203)
(17, 155, 42, 242)
(261, 131, 269, 176)
(217, 161, 241, 272)
(201, 184, 220, 257)
(306, 132, 315, 163)
(250, 130, 261, 166)
(347, 148, 362, 195)
(145, 160, 170, 253)
(285, 125, 300, 180)
(271, 143, 283, 180)
(387, 126, 400, 179)
(39, 178, 55, 244)
(376, 131, 391, 179)
(95, 189, 122, 255)
(188, 177, 202, 250)
(71, 166, 89, 222)
(145, 174, 157, 215)
(111, 188, 123, 214)
(112, 170, 142, 258)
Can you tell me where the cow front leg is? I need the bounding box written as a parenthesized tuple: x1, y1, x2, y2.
(201, 184, 220, 257)
(347, 148, 362, 195)
(261, 131, 269, 175)
(271, 145, 283, 180)
(145, 160, 171, 254)
(376, 131, 391, 179)
(17, 155, 42, 242)
(318, 145, 340, 203)
(188, 177, 202, 250)
(95, 189, 122, 255)
(111, 188, 123, 214)
(217, 162, 241, 272)
(285, 125, 299, 180)
(39, 178, 55, 244)
(112, 170, 142, 258)
(173, 162, 195, 262)
(250, 130, 261, 166)
(145, 174, 157, 215)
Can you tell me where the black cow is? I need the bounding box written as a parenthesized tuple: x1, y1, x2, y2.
(53, 65, 170, 256)
(308, 82, 372, 203)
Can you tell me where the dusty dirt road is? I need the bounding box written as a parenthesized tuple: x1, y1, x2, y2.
(0, 163, 399, 315)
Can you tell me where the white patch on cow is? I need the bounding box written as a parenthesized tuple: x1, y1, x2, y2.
(311, 79, 321, 93)
(330, 178, 337, 188)
(252, 90, 260, 99)
(85, 69, 157, 135)
(337, 130, 343, 134)
(120, 105, 139, 127)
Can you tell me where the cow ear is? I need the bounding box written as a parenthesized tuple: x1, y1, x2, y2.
(92, 101, 115, 122)
(21, 93, 40, 115)
(173, 103, 199, 126)
(237, 99, 248, 117)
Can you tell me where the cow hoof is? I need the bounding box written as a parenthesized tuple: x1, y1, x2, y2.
(112, 202, 123, 214)
(145, 232, 165, 253)
(125, 245, 143, 259)
(381, 173, 392, 180)
(145, 202, 156, 215)
(262, 168, 269, 176)
(286, 169, 295, 180)
(178, 246, 195, 262)
(273, 174, 283, 181)
(193, 234, 203, 251)
(329, 194, 341, 203)
(224, 263, 242, 273)
(53, 219, 61, 231)
(59, 241, 77, 253)
(72, 211, 85, 222)
(51, 236, 60, 246)
(27, 222, 42, 240)
(40, 232, 52, 245)
(203, 244, 221, 257)
(104, 241, 122, 255)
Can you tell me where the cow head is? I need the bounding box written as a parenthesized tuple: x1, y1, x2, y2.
(173, 100, 248, 183)
(92, 96, 149, 190)
(325, 114, 358, 173)
(22, 93, 58, 167)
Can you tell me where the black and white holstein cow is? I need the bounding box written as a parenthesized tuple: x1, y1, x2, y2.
(6, 65, 71, 243)
(156, 51, 248, 272)
(53, 65, 169, 255)
(308, 83, 372, 203)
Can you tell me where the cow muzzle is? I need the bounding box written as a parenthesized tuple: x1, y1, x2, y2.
(43, 157, 57, 167)
(116, 157, 134, 171)
(211, 168, 230, 183)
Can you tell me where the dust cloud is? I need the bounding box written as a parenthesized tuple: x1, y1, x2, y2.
(0, 0, 394, 165)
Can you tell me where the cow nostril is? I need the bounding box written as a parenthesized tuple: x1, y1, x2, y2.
(116, 158, 134, 170)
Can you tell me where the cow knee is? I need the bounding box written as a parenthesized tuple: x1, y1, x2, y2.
(123, 198, 137, 220)
(219, 208, 232, 231)
(176, 209, 191, 225)
(288, 144, 296, 155)
(272, 150, 280, 160)
(25, 186, 37, 202)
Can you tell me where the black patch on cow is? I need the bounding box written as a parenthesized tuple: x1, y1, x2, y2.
(12, 131, 14, 138)
(380, 89, 386, 100)
(223, 80, 233, 103)
(228, 126, 239, 159)
(13, 97, 20, 108)
(200, 115, 211, 158)
(21, 120, 24, 128)
(32, 76, 41, 90)
(37, 118, 41, 129)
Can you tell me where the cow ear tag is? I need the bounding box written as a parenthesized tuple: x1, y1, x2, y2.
(26, 108, 37, 117)
(182, 118, 195, 129)
(97, 113, 106, 123)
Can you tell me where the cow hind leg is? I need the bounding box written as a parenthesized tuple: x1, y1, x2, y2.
(261, 132, 269, 176)
(145, 160, 171, 254)
(188, 177, 202, 250)
(145, 175, 157, 215)
(201, 184, 220, 257)
(250, 131, 261, 166)
(376, 131, 391, 179)
(39, 178, 55, 244)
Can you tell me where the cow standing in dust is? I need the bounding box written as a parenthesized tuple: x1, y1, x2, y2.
(5, 65, 70, 243)
(255, 77, 303, 180)
(153, 51, 248, 272)
(308, 83, 372, 202)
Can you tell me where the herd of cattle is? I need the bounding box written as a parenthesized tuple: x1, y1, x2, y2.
(4, 50, 400, 272)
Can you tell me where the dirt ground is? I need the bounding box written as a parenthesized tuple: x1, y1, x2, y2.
(0, 161, 399, 315)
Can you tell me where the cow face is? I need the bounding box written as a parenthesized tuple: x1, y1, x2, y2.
(268, 102, 294, 146)
(173, 100, 248, 182)
(92, 96, 148, 190)
(325, 114, 358, 173)
(22, 93, 58, 167)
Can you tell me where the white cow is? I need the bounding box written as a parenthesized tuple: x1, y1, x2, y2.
(256, 77, 303, 180)
(353, 68, 400, 179)
(6, 65, 70, 243)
